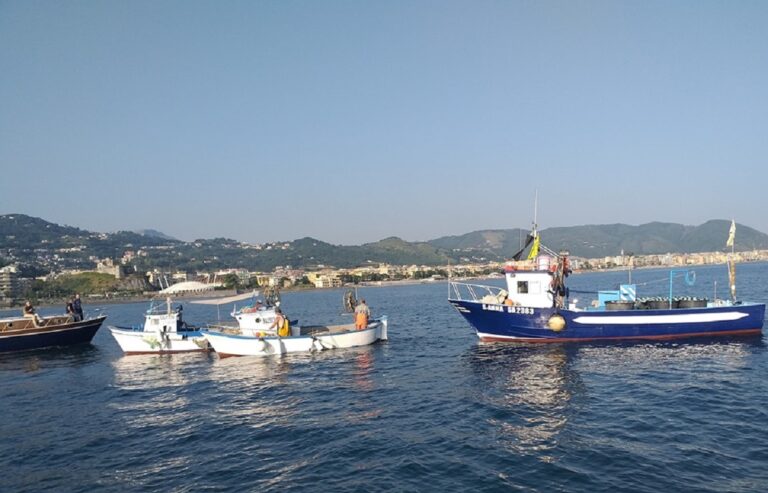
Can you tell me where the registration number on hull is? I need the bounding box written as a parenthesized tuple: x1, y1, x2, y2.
(482, 304, 534, 315)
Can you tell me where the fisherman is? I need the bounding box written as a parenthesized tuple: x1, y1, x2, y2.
(176, 304, 186, 330)
(269, 307, 290, 337)
(73, 293, 84, 321)
(23, 301, 43, 327)
(355, 299, 370, 330)
(66, 298, 76, 320)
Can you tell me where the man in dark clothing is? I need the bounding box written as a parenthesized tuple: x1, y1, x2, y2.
(73, 294, 84, 321)
(66, 299, 76, 319)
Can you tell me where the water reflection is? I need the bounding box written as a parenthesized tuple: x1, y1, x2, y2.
(576, 336, 764, 379)
(466, 335, 764, 463)
(353, 350, 374, 392)
(207, 355, 298, 429)
(345, 347, 385, 423)
(0, 343, 103, 373)
(110, 354, 210, 433)
(111, 352, 210, 390)
(467, 343, 583, 462)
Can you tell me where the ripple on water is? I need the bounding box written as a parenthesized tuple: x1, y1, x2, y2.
(2, 269, 768, 492)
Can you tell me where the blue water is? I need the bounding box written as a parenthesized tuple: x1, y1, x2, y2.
(2, 263, 768, 492)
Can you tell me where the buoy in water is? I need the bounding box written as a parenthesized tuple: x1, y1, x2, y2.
(547, 314, 566, 332)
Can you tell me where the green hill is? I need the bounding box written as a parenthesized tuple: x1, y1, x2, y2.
(2, 214, 767, 274)
(428, 220, 768, 258)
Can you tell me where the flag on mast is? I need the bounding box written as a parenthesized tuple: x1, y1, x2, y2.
(527, 234, 540, 260)
(726, 220, 736, 248)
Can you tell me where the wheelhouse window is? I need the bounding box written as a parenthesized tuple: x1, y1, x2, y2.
(517, 281, 528, 294)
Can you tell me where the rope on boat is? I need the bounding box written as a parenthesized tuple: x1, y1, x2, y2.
(635, 276, 670, 287)
(570, 276, 670, 295)
(310, 336, 326, 352)
(257, 336, 269, 353)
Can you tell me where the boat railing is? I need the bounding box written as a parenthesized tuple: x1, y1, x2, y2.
(449, 281, 507, 303)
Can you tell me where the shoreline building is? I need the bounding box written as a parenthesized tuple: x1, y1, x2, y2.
(0, 265, 18, 306)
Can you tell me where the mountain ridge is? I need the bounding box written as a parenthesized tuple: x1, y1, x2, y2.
(2, 214, 767, 273)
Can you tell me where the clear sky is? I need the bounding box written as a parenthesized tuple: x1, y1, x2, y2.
(1, 1, 766, 245)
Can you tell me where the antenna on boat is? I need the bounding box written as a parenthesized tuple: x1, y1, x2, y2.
(624, 251, 634, 284)
(532, 190, 539, 235)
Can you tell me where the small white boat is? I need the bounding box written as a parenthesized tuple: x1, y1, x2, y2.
(191, 290, 293, 337)
(108, 298, 209, 354)
(202, 316, 388, 357)
(230, 303, 291, 336)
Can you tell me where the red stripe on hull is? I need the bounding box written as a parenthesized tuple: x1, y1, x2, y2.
(123, 349, 209, 355)
(479, 328, 763, 343)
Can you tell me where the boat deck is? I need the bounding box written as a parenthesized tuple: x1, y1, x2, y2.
(299, 323, 357, 336)
(0, 316, 74, 334)
(208, 322, 365, 337)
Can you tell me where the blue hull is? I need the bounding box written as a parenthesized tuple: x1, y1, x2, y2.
(449, 300, 765, 342)
(0, 316, 107, 353)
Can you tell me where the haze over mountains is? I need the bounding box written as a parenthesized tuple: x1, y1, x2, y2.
(2, 214, 768, 272)
(430, 220, 768, 258)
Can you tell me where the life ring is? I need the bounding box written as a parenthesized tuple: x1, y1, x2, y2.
(547, 314, 566, 332)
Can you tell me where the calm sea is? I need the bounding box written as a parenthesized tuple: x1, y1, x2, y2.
(2, 263, 768, 492)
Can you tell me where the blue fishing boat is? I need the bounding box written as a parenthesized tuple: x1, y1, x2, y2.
(449, 221, 765, 342)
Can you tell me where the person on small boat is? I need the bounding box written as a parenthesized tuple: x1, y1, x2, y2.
(66, 299, 76, 320)
(23, 301, 43, 327)
(355, 299, 370, 330)
(269, 308, 290, 337)
(73, 294, 84, 321)
(176, 304, 187, 330)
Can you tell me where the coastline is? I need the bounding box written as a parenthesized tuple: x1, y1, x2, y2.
(6, 260, 765, 311)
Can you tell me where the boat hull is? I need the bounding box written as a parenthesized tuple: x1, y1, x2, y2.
(0, 316, 107, 353)
(449, 300, 765, 342)
(203, 317, 388, 357)
(108, 326, 210, 354)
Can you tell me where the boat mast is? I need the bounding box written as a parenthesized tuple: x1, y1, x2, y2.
(726, 219, 736, 302)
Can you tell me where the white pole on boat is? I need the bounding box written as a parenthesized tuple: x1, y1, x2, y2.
(726, 219, 736, 302)
(447, 259, 451, 298)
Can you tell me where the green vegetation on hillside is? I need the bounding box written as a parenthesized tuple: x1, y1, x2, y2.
(428, 220, 768, 258)
(3, 214, 768, 276)
(24, 273, 125, 301)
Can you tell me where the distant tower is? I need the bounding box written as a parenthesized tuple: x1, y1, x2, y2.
(0, 265, 19, 304)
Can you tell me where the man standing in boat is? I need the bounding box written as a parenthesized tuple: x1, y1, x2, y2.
(66, 298, 76, 320)
(269, 308, 290, 337)
(73, 293, 84, 321)
(355, 299, 370, 330)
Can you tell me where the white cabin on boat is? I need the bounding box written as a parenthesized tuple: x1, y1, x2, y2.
(504, 257, 555, 308)
(505, 270, 554, 308)
(143, 298, 186, 333)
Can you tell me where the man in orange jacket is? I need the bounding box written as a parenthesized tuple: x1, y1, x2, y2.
(354, 299, 370, 330)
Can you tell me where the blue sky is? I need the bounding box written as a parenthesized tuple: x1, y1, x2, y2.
(1, 1, 766, 244)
